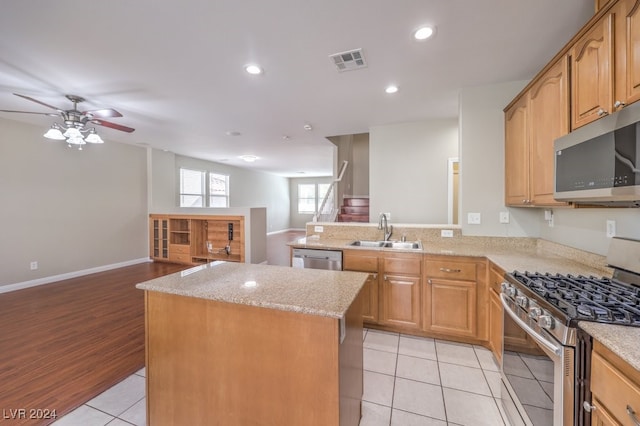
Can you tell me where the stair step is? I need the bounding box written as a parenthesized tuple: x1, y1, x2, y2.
(337, 214, 370, 223)
(343, 197, 369, 207)
(341, 206, 369, 214)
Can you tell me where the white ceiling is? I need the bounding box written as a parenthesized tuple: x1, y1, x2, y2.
(0, 0, 593, 177)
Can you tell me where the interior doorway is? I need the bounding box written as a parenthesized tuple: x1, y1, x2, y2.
(447, 158, 459, 224)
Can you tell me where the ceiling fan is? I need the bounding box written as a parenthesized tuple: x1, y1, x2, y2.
(0, 93, 135, 149)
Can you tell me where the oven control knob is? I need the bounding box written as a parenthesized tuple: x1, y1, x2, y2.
(506, 286, 517, 297)
(538, 315, 555, 330)
(515, 295, 529, 308)
(529, 307, 542, 318)
(501, 282, 509, 292)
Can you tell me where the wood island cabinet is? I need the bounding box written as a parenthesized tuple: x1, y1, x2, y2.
(423, 256, 486, 342)
(590, 339, 640, 425)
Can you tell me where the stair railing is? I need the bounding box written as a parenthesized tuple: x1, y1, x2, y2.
(313, 160, 348, 222)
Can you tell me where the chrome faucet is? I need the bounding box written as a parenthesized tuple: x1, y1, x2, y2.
(378, 213, 393, 241)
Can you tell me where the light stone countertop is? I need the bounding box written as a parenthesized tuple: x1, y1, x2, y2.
(136, 261, 368, 319)
(291, 235, 640, 369)
(579, 322, 640, 371)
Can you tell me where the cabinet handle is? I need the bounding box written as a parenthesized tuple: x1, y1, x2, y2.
(614, 100, 626, 109)
(428, 279, 432, 284)
(439, 268, 462, 273)
(384, 274, 388, 281)
(597, 108, 608, 116)
(372, 273, 378, 279)
(628, 405, 640, 426)
(583, 401, 597, 413)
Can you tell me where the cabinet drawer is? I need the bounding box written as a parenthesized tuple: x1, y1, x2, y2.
(383, 256, 421, 276)
(169, 253, 192, 264)
(425, 259, 476, 281)
(591, 348, 640, 425)
(170, 244, 191, 255)
(344, 252, 379, 273)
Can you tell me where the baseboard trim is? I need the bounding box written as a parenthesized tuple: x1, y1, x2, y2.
(267, 228, 305, 236)
(0, 258, 151, 294)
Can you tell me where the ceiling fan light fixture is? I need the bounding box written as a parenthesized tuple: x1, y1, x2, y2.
(239, 155, 259, 162)
(63, 127, 82, 139)
(85, 130, 104, 144)
(67, 135, 86, 146)
(43, 126, 65, 140)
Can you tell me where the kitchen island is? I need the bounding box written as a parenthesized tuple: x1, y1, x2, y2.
(136, 261, 367, 426)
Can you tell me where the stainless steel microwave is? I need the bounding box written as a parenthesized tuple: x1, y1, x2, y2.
(554, 102, 640, 206)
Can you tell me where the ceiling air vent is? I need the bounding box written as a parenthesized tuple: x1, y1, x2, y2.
(329, 48, 367, 72)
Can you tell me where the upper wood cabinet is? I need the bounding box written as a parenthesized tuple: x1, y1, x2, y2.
(571, 0, 640, 130)
(571, 12, 614, 129)
(505, 56, 569, 207)
(505, 96, 530, 206)
(616, 0, 640, 107)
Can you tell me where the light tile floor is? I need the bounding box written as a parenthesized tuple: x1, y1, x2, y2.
(52, 329, 509, 426)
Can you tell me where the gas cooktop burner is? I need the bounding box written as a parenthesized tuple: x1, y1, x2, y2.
(510, 271, 640, 326)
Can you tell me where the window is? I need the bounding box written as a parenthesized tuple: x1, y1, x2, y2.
(297, 182, 331, 214)
(180, 169, 205, 207)
(209, 173, 229, 207)
(180, 168, 230, 208)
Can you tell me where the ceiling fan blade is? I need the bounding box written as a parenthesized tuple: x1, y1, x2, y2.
(91, 119, 135, 133)
(13, 93, 64, 112)
(0, 109, 59, 116)
(83, 108, 123, 118)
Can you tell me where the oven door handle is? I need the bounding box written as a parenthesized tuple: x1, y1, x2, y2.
(500, 293, 561, 356)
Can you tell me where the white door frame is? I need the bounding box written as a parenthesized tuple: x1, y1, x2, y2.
(447, 157, 459, 224)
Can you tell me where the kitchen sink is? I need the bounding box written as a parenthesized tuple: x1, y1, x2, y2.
(349, 240, 386, 247)
(348, 240, 423, 250)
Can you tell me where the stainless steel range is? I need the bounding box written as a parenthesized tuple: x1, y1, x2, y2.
(500, 237, 640, 426)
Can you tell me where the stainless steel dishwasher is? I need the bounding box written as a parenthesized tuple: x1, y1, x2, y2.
(291, 248, 343, 271)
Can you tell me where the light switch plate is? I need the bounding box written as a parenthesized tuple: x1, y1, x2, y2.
(606, 220, 616, 238)
(441, 229, 454, 238)
(499, 211, 510, 224)
(467, 212, 481, 225)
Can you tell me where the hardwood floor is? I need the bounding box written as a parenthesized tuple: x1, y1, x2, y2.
(0, 231, 305, 425)
(0, 262, 189, 426)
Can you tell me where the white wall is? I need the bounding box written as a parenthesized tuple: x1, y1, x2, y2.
(0, 118, 148, 287)
(369, 119, 458, 224)
(459, 81, 640, 255)
(459, 81, 540, 237)
(149, 150, 291, 233)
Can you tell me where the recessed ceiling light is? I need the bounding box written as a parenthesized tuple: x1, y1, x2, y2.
(385, 85, 399, 94)
(282, 135, 291, 140)
(225, 131, 241, 136)
(239, 155, 259, 162)
(303, 124, 313, 131)
(244, 64, 263, 75)
(413, 26, 435, 40)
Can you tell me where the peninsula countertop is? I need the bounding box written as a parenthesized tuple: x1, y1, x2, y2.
(136, 261, 368, 319)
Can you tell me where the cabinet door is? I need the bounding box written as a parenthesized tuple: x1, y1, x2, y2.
(150, 217, 169, 261)
(343, 250, 380, 324)
(361, 273, 379, 324)
(488, 290, 503, 364)
(619, 0, 640, 106)
(504, 96, 530, 206)
(571, 13, 614, 129)
(529, 56, 570, 206)
(590, 397, 619, 426)
(380, 274, 421, 330)
(424, 278, 477, 338)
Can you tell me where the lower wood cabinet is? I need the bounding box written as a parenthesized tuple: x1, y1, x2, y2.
(379, 254, 422, 330)
(343, 250, 380, 324)
(590, 339, 640, 425)
(487, 262, 505, 363)
(423, 256, 486, 342)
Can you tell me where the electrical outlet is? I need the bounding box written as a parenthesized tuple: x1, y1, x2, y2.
(314, 225, 324, 233)
(467, 212, 481, 225)
(499, 211, 510, 224)
(380, 212, 391, 221)
(30, 261, 38, 270)
(606, 220, 616, 238)
(441, 229, 454, 238)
